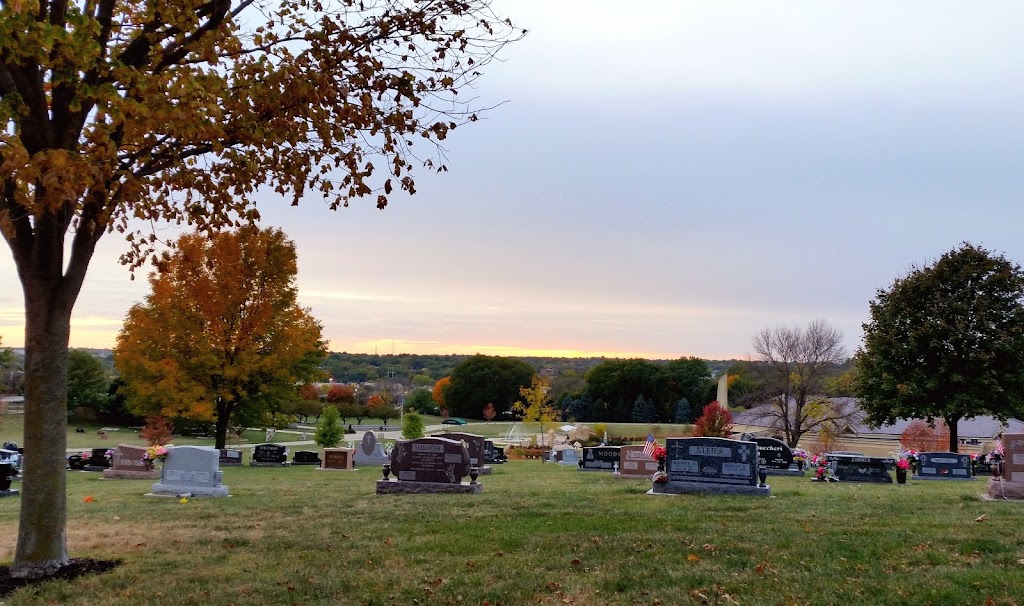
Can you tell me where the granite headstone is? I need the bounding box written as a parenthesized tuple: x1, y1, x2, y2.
(916, 452, 972, 480)
(103, 444, 159, 479)
(219, 449, 244, 467)
(321, 447, 355, 470)
(292, 450, 322, 466)
(250, 443, 289, 466)
(150, 446, 228, 497)
(828, 454, 894, 483)
(581, 446, 621, 471)
(437, 431, 491, 474)
(353, 431, 390, 466)
(650, 437, 769, 496)
(617, 445, 659, 477)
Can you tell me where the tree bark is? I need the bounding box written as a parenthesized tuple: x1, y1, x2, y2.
(946, 414, 961, 453)
(12, 285, 73, 577)
(214, 399, 233, 450)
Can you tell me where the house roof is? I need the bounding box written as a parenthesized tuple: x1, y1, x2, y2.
(733, 397, 1024, 440)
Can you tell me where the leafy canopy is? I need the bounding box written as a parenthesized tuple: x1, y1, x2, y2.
(113, 227, 327, 448)
(857, 243, 1024, 451)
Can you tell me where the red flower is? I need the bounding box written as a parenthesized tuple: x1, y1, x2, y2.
(652, 446, 667, 462)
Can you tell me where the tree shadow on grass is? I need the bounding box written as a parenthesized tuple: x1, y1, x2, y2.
(0, 559, 121, 599)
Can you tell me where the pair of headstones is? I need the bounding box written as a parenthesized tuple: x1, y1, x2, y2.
(377, 436, 481, 494)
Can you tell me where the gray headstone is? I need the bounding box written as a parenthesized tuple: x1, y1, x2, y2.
(558, 448, 580, 466)
(150, 446, 228, 497)
(354, 431, 389, 466)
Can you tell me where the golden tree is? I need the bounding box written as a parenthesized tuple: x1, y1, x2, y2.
(115, 227, 327, 449)
(0, 0, 521, 577)
(512, 375, 559, 425)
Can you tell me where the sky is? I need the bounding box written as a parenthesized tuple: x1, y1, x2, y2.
(4, 1, 1024, 360)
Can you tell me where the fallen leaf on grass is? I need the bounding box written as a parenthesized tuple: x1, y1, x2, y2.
(702, 544, 717, 551)
(687, 554, 701, 562)
(465, 561, 475, 570)
(975, 514, 988, 522)
(570, 558, 581, 566)
(384, 537, 393, 545)
(547, 582, 560, 591)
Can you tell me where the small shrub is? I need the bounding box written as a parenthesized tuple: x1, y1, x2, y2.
(140, 416, 174, 445)
(315, 406, 343, 448)
(402, 411, 425, 439)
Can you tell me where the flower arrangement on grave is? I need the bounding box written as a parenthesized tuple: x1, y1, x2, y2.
(144, 445, 169, 463)
(651, 470, 669, 484)
(895, 458, 910, 471)
(104, 449, 115, 461)
(651, 446, 667, 463)
(811, 454, 834, 482)
(793, 448, 809, 470)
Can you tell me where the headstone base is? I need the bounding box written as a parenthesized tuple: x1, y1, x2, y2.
(476, 466, 493, 475)
(103, 469, 159, 480)
(291, 461, 320, 466)
(376, 480, 482, 494)
(83, 466, 110, 472)
(649, 481, 771, 497)
(986, 478, 1024, 500)
(148, 483, 230, 498)
(316, 466, 358, 472)
(765, 468, 806, 477)
(915, 475, 975, 481)
(0, 489, 19, 498)
(249, 462, 290, 467)
(613, 473, 651, 480)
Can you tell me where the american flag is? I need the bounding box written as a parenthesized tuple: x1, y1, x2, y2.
(642, 434, 659, 458)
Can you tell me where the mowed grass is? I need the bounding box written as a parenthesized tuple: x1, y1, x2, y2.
(0, 463, 1023, 605)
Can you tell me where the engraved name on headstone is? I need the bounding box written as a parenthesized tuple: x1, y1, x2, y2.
(389, 437, 470, 484)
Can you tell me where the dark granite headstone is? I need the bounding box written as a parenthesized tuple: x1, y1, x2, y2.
(219, 449, 243, 467)
(293, 450, 322, 466)
(84, 448, 112, 471)
(494, 446, 507, 463)
(436, 432, 486, 468)
(664, 437, 758, 486)
(67, 454, 85, 470)
(829, 455, 894, 483)
(484, 440, 497, 464)
(251, 443, 288, 465)
(390, 437, 471, 484)
(917, 452, 972, 479)
(0, 463, 15, 492)
(753, 437, 793, 470)
(581, 446, 621, 471)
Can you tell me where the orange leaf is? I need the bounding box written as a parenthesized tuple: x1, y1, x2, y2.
(687, 554, 701, 562)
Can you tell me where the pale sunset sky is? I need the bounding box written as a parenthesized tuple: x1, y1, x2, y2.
(3, 1, 1024, 359)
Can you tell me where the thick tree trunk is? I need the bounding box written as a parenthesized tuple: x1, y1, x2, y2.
(946, 415, 961, 453)
(214, 399, 233, 450)
(12, 289, 73, 577)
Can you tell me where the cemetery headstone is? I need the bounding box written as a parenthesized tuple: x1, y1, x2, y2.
(987, 433, 1024, 500)
(250, 443, 289, 466)
(617, 445, 659, 478)
(916, 452, 973, 480)
(649, 437, 769, 496)
(353, 431, 390, 467)
(293, 450, 322, 466)
(0, 449, 20, 474)
(83, 447, 112, 471)
(149, 446, 229, 497)
(753, 437, 803, 475)
(827, 454, 894, 483)
(581, 446, 620, 471)
(67, 453, 85, 470)
(494, 446, 507, 463)
(103, 444, 159, 479)
(558, 448, 580, 466)
(219, 449, 244, 467)
(378, 437, 480, 494)
(0, 462, 17, 496)
(320, 447, 355, 471)
(437, 432, 491, 474)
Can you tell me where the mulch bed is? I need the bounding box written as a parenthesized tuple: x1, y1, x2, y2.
(0, 558, 122, 599)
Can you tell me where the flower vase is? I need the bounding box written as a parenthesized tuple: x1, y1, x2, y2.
(657, 460, 665, 473)
(797, 459, 804, 471)
(144, 460, 154, 472)
(896, 468, 907, 484)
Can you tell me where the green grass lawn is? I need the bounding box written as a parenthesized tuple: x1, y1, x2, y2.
(1, 459, 1022, 605)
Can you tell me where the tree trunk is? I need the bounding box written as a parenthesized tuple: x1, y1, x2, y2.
(214, 399, 233, 450)
(12, 290, 73, 577)
(946, 414, 961, 453)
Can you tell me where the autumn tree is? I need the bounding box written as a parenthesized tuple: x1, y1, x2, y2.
(432, 376, 452, 409)
(747, 320, 849, 448)
(512, 375, 560, 425)
(327, 384, 356, 406)
(900, 420, 951, 453)
(114, 228, 327, 451)
(858, 244, 1024, 452)
(482, 402, 497, 422)
(692, 402, 733, 437)
(0, 0, 521, 577)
